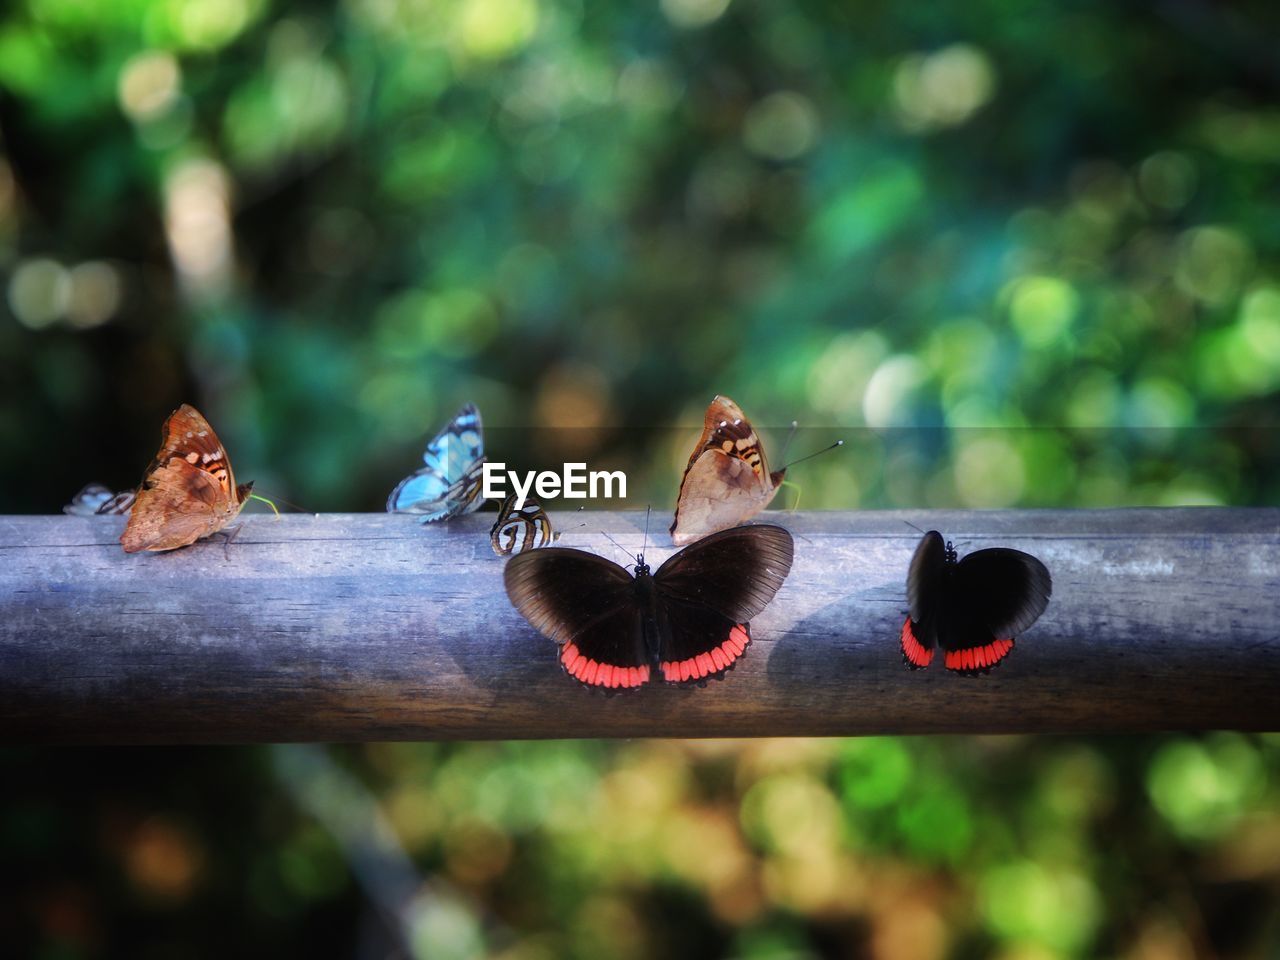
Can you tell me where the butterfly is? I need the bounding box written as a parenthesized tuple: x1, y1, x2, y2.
(902, 530, 1052, 676)
(64, 483, 136, 517)
(670, 396, 786, 547)
(387, 404, 487, 522)
(490, 493, 556, 556)
(120, 404, 253, 553)
(505, 524, 794, 689)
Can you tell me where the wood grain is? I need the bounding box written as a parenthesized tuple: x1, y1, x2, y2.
(1, 510, 1277, 743)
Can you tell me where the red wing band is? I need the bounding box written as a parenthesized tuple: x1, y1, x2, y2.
(944, 638, 1015, 675)
(660, 624, 751, 684)
(900, 618, 934, 669)
(560, 642, 650, 689)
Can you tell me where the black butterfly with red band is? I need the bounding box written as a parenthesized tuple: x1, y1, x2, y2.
(504, 525, 794, 690)
(902, 530, 1051, 676)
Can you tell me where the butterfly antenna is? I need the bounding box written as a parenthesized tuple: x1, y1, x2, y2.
(248, 493, 282, 518)
(252, 490, 314, 515)
(780, 439, 844, 471)
(902, 519, 927, 535)
(642, 505, 650, 559)
(600, 530, 633, 563)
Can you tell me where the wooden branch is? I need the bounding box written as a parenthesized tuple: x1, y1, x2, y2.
(2, 510, 1278, 743)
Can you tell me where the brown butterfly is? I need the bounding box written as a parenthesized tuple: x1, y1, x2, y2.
(120, 404, 253, 553)
(669, 395, 785, 546)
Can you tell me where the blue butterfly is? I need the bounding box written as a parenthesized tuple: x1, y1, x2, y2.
(387, 404, 487, 522)
(64, 483, 136, 516)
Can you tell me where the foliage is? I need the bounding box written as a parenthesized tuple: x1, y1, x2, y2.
(3, 0, 1280, 510)
(5, 736, 1280, 958)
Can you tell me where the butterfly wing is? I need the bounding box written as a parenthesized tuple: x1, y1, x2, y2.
(490, 494, 555, 556)
(935, 547, 1052, 675)
(902, 530, 948, 669)
(504, 548, 651, 689)
(652, 524, 794, 684)
(96, 491, 136, 515)
(64, 483, 117, 516)
(675, 395, 742, 474)
(64, 484, 136, 517)
(120, 458, 231, 552)
(388, 404, 487, 521)
(386, 468, 448, 513)
(120, 405, 246, 553)
(670, 396, 782, 546)
(422, 403, 483, 475)
(389, 461, 487, 522)
(449, 459, 487, 517)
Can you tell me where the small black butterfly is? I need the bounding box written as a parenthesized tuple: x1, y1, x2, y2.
(902, 530, 1051, 676)
(504, 525, 794, 689)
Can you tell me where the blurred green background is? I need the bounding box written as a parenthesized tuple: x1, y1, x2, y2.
(3, 0, 1280, 956)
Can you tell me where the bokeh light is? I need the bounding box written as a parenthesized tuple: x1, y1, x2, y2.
(893, 44, 996, 132)
(163, 157, 233, 297)
(118, 50, 182, 122)
(742, 92, 820, 162)
(7, 257, 70, 329)
(660, 0, 731, 30)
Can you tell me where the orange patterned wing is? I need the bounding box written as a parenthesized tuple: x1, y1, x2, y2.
(120, 404, 251, 553)
(669, 395, 785, 546)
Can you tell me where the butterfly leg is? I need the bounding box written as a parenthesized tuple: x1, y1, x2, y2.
(778, 479, 802, 512)
(213, 523, 243, 561)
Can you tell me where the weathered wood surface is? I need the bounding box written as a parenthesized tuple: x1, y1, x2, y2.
(1, 510, 1278, 743)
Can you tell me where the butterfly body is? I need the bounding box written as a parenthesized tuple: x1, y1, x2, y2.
(621, 557, 660, 665)
(388, 404, 487, 523)
(902, 530, 1051, 676)
(505, 524, 794, 689)
(625, 558, 699, 671)
(670, 396, 784, 546)
(120, 404, 251, 553)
